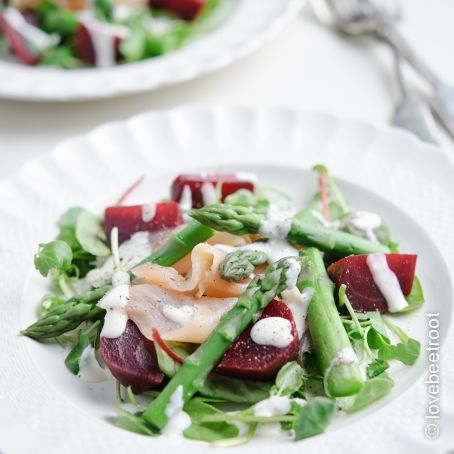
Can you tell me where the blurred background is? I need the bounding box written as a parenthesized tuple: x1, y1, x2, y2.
(0, 0, 452, 178)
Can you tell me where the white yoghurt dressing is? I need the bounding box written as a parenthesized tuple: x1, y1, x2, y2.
(310, 210, 341, 229)
(323, 347, 358, 396)
(348, 211, 382, 242)
(87, 231, 152, 288)
(78, 11, 129, 67)
(163, 385, 191, 438)
(280, 287, 314, 338)
(366, 253, 408, 312)
(98, 284, 130, 338)
(179, 185, 193, 212)
(284, 258, 301, 289)
(111, 270, 130, 287)
(78, 345, 110, 383)
(253, 395, 292, 417)
(161, 304, 194, 326)
(252, 205, 299, 262)
(201, 182, 218, 206)
(311, 209, 382, 243)
(250, 317, 293, 348)
(142, 203, 156, 223)
(240, 240, 299, 264)
(3, 7, 59, 51)
(236, 205, 299, 263)
(260, 205, 293, 240)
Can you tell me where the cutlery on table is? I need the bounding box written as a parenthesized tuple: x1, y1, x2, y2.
(325, 0, 454, 139)
(392, 49, 439, 145)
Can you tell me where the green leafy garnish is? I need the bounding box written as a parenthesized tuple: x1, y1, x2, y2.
(271, 361, 306, 397)
(196, 374, 273, 404)
(294, 397, 336, 440)
(366, 359, 390, 378)
(64, 329, 91, 375)
(75, 210, 110, 257)
(64, 321, 101, 374)
(183, 398, 239, 441)
(40, 46, 82, 69)
(34, 240, 73, 277)
(378, 337, 420, 365)
(347, 374, 394, 413)
(112, 408, 158, 436)
(399, 276, 425, 313)
(366, 315, 420, 366)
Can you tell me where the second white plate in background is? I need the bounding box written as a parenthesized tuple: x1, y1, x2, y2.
(0, 0, 303, 101)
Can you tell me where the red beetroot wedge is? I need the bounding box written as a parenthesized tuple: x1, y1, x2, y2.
(74, 21, 124, 66)
(216, 300, 300, 381)
(171, 173, 255, 209)
(0, 10, 40, 65)
(328, 253, 417, 313)
(149, 0, 206, 20)
(105, 201, 183, 245)
(101, 320, 164, 394)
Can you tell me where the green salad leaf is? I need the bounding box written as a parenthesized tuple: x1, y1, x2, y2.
(64, 329, 91, 375)
(34, 240, 73, 277)
(366, 359, 390, 378)
(378, 338, 420, 366)
(64, 321, 101, 374)
(184, 398, 239, 442)
(271, 361, 306, 397)
(294, 397, 336, 440)
(112, 408, 158, 436)
(366, 314, 420, 366)
(40, 46, 82, 69)
(196, 374, 273, 404)
(399, 276, 425, 313)
(35, 0, 78, 35)
(347, 374, 394, 413)
(75, 210, 111, 257)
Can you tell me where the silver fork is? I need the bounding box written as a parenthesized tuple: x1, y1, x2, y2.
(392, 49, 439, 145)
(327, 0, 454, 138)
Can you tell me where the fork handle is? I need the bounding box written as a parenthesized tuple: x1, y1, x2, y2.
(376, 21, 440, 88)
(377, 20, 454, 137)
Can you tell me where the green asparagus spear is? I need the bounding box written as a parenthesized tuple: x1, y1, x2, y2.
(189, 204, 389, 256)
(219, 249, 268, 282)
(142, 256, 303, 431)
(22, 222, 214, 340)
(21, 286, 111, 340)
(135, 221, 214, 267)
(298, 248, 363, 397)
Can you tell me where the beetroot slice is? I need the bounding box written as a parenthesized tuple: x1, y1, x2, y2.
(171, 173, 255, 209)
(104, 201, 183, 245)
(327, 253, 417, 313)
(0, 11, 39, 65)
(101, 320, 164, 394)
(74, 22, 123, 66)
(216, 300, 300, 381)
(149, 0, 206, 20)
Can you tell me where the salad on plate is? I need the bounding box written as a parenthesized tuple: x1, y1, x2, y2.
(0, 0, 228, 68)
(22, 165, 423, 446)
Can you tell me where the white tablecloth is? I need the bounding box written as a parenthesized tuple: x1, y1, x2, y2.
(0, 0, 453, 179)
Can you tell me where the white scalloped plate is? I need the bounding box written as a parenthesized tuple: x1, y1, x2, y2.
(1, 106, 453, 454)
(0, 0, 303, 101)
